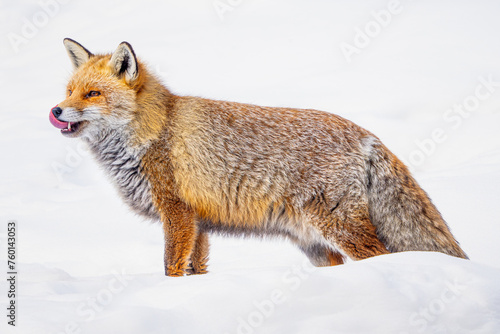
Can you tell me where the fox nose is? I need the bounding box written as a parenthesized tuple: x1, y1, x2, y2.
(51, 106, 62, 118)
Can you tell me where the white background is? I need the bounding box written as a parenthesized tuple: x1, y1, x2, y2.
(1, 1, 499, 333)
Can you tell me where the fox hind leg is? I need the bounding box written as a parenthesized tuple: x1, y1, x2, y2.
(310, 187, 389, 261)
(328, 214, 390, 260)
(300, 243, 345, 266)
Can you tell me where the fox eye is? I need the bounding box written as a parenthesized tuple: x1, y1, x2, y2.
(68, 90, 72, 96)
(86, 90, 101, 98)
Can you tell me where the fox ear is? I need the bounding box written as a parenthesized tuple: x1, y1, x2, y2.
(109, 42, 138, 84)
(63, 38, 93, 69)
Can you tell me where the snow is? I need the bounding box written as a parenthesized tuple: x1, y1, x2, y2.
(1, 0, 500, 333)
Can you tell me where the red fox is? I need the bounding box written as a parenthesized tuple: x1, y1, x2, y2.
(50, 39, 467, 276)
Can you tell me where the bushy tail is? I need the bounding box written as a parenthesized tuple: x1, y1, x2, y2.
(364, 138, 468, 259)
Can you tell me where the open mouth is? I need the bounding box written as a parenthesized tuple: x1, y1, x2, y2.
(61, 121, 81, 134)
(49, 110, 86, 136)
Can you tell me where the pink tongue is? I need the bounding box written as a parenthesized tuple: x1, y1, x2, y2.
(49, 109, 68, 129)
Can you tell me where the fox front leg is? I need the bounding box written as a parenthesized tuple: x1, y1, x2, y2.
(186, 231, 209, 275)
(161, 201, 198, 277)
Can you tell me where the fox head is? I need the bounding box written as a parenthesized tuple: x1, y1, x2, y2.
(50, 38, 157, 141)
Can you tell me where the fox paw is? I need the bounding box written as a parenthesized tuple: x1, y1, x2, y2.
(165, 264, 186, 277)
(185, 261, 208, 275)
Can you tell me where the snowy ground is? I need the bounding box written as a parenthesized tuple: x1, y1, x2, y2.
(1, 0, 500, 333)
